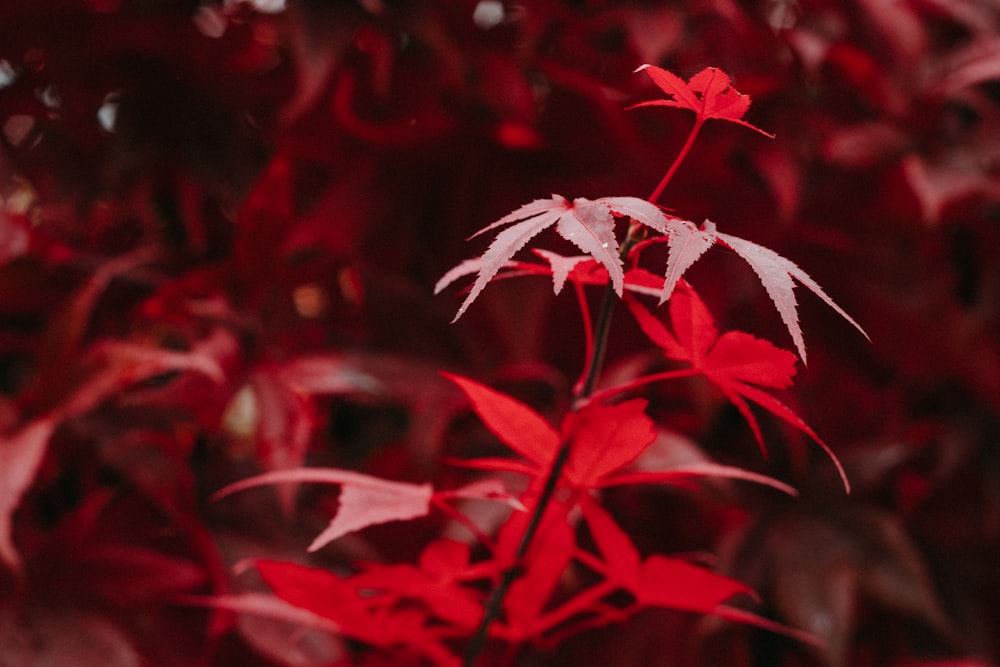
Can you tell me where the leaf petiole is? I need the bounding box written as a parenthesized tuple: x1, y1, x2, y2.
(648, 117, 705, 204)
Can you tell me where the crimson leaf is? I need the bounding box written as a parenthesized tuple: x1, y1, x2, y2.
(626, 286, 850, 491)
(631, 65, 773, 136)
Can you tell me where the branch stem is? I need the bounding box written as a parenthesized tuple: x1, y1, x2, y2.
(463, 111, 704, 666)
(463, 234, 640, 666)
(647, 118, 704, 204)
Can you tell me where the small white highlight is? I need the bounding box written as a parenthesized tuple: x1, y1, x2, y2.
(97, 93, 119, 132)
(37, 85, 61, 109)
(0, 60, 15, 89)
(472, 0, 505, 30)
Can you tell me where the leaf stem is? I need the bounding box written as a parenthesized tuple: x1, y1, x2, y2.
(463, 440, 572, 666)
(584, 367, 701, 404)
(464, 107, 704, 667)
(463, 237, 639, 666)
(647, 118, 704, 204)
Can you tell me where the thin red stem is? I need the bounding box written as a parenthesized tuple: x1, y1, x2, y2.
(464, 105, 707, 667)
(647, 118, 704, 204)
(585, 367, 702, 404)
(431, 497, 498, 553)
(572, 279, 596, 396)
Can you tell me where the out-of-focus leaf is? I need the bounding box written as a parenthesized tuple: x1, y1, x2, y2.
(0, 604, 140, 667)
(0, 418, 55, 570)
(214, 468, 435, 552)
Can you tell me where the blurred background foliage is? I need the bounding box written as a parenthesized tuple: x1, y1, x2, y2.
(0, 1, 998, 665)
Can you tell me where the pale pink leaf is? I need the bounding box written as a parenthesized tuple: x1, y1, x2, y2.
(212, 468, 434, 551)
(443, 194, 674, 320)
(278, 356, 382, 395)
(653, 220, 867, 363)
(467, 196, 565, 239)
(0, 418, 56, 570)
(717, 230, 869, 363)
(434, 479, 526, 512)
(453, 206, 563, 320)
(659, 219, 718, 304)
(599, 196, 674, 235)
(553, 198, 623, 295)
(309, 482, 432, 551)
(434, 258, 486, 295)
(533, 250, 591, 295)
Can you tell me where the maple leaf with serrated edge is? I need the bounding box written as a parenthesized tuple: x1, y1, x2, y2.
(579, 496, 752, 612)
(630, 65, 774, 137)
(435, 250, 669, 300)
(654, 219, 868, 363)
(437, 195, 670, 321)
(442, 372, 796, 495)
(624, 284, 850, 491)
(503, 496, 818, 647)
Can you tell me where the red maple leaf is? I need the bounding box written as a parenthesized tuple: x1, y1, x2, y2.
(443, 372, 795, 494)
(499, 496, 814, 647)
(254, 539, 494, 667)
(442, 372, 655, 488)
(630, 65, 773, 137)
(624, 284, 850, 490)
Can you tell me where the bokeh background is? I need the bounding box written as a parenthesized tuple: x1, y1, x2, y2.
(1, 1, 998, 665)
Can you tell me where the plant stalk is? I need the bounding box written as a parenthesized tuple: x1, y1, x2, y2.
(463, 235, 640, 666)
(464, 114, 704, 664)
(647, 118, 704, 204)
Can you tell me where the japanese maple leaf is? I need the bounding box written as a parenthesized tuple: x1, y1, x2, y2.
(435, 250, 669, 302)
(630, 65, 773, 137)
(523, 496, 816, 646)
(215, 468, 434, 551)
(254, 559, 463, 667)
(625, 285, 850, 491)
(579, 496, 752, 612)
(656, 219, 868, 363)
(442, 372, 654, 487)
(439, 195, 670, 321)
(443, 372, 795, 494)
(349, 539, 489, 631)
(551, 497, 820, 647)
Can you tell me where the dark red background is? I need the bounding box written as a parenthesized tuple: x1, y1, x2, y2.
(1, 1, 998, 665)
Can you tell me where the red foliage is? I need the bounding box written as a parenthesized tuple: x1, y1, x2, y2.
(2, 1, 999, 666)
